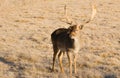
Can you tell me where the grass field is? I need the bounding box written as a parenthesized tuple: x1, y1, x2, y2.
(0, 0, 120, 78)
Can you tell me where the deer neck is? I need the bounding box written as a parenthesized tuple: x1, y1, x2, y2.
(71, 36, 80, 51)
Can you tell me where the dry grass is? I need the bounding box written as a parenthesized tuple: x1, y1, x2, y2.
(0, 0, 120, 78)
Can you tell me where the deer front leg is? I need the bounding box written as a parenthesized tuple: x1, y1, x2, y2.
(73, 53, 77, 74)
(67, 52, 73, 76)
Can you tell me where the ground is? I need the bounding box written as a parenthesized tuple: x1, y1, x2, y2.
(0, 0, 120, 78)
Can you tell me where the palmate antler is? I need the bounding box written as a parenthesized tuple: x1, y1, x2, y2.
(80, 4, 97, 29)
(82, 5, 97, 24)
(64, 5, 77, 25)
(63, 4, 97, 29)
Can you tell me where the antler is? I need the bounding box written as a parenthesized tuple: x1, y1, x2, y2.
(61, 4, 97, 28)
(80, 4, 97, 29)
(64, 5, 77, 25)
(90, 5, 97, 21)
(82, 5, 97, 25)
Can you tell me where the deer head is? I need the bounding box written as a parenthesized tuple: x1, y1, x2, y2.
(63, 4, 97, 30)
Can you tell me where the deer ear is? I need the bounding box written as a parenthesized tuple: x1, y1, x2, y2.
(79, 25, 84, 30)
(67, 26, 72, 34)
(68, 26, 72, 29)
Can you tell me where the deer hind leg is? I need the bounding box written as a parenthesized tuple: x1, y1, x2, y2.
(58, 51, 64, 73)
(52, 45, 59, 71)
(67, 52, 73, 76)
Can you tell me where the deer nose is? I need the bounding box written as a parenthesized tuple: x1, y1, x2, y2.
(70, 32, 76, 37)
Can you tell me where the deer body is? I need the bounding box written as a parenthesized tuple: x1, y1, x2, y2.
(51, 26, 81, 75)
(52, 28, 80, 52)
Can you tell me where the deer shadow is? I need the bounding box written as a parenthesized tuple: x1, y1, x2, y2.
(0, 57, 26, 78)
(0, 57, 16, 66)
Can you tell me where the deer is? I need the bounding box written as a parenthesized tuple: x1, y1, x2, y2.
(51, 4, 97, 76)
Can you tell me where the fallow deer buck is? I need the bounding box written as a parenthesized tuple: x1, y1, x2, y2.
(51, 5, 97, 76)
